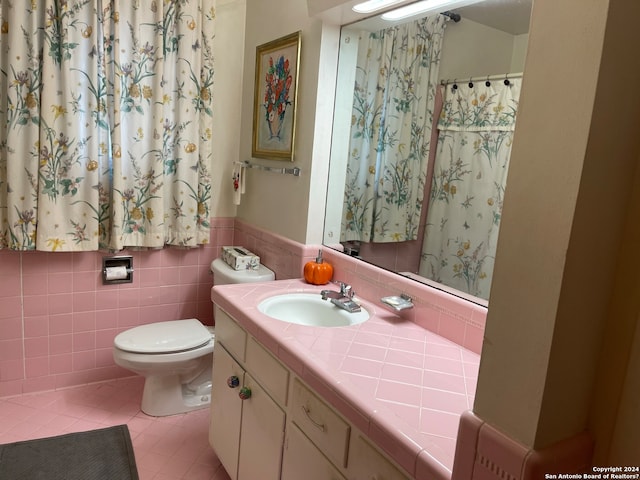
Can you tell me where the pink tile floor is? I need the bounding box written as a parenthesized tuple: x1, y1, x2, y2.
(0, 376, 231, 480)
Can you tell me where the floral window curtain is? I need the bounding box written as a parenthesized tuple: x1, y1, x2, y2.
(419, 79, 521, 300)
(0, 0, 215, 252)
(341, 15, 446, 243)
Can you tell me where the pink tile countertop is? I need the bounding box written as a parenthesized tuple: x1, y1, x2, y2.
(210, 279, 480, 480)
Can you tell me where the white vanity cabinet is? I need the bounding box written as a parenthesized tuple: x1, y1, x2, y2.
(282, 422, 347, 480)
(347, 434, 411, 480)
(209, 306, 412, 480)
(287, 378, 409, 480)
(209, 309, 287, 480)
(209, 343, 243, 479)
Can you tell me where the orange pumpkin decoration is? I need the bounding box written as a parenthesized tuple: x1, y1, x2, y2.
(304, 249, 333, 285)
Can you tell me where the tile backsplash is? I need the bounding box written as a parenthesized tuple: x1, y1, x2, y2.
(0, 218, 486, 398)
(320, 248, 487, 356)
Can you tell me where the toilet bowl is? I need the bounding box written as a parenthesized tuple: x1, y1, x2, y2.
(113, 256, 275, 417)
(113, 319, 215, 417)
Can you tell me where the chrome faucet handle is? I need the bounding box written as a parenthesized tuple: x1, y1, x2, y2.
(326, 280, 355, 299)
(340, 282, 355, 299)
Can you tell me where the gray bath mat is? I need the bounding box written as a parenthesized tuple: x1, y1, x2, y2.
(0, 424, 139, 479)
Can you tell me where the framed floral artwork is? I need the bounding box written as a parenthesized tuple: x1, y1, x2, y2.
(252, 31, 301, 161)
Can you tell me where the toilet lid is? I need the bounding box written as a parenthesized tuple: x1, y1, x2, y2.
(114, 319, 212, 354)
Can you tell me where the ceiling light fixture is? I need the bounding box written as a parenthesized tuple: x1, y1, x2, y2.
(352, 0, 408, 14)
(381, 0, 485, 21)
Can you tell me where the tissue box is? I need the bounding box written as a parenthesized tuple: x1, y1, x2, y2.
(221, 246, 260, 271)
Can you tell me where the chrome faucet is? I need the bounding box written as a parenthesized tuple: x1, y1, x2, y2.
(320, 281, 361, 313)
(321, 281, 353, 300)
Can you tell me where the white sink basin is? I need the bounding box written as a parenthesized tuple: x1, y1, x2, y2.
(257, 293, 369, 327)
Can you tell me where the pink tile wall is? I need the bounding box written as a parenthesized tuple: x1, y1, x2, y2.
(451, 411, 594, 480)
(321, 247, 487, 354)
(232, 220, 319, 280)
(0, 218, 235, 398)
(356, 238, 424, 274)
(0, 217, 485, 398)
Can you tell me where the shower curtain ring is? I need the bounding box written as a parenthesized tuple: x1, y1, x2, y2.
(504, 75, 511, 86)
(468, 77, 473, 88)
(452, 78, 458, 90)
(485, 75, 491, 87)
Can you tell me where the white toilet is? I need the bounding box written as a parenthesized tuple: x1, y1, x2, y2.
(112, 257, 275, 416)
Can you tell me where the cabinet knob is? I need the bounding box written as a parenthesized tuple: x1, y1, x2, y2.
(227, 375, 240, 388)
(239, 386, 252, 400)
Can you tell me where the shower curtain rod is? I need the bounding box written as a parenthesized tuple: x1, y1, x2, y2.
(441, 11, 461, 22)
(440, 72, 523, 86)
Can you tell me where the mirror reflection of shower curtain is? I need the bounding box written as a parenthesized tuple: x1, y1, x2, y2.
(340, 15, 446, 243)
(419, 79, 522, 300)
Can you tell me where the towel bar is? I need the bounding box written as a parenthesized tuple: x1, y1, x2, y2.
(240, 160, 301, 177)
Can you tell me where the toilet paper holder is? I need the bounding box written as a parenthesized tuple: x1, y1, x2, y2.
(102, 255, 134, 285)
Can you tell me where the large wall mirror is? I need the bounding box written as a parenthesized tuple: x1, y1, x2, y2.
(323, 0, 533, 306)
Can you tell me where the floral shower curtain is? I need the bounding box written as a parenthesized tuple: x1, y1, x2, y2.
(341, 15, 446, 243)
(419, 78, 521, 300)
(0, 0, 215, 252)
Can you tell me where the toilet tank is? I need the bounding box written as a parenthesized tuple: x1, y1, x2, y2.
(211, 258, 275, 285)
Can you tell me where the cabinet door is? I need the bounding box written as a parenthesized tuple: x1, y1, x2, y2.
(282, 423, 347, 480)
(209, 344, 244, 480)
(348, 435, 410, 480)
(237, 372, 286, 480)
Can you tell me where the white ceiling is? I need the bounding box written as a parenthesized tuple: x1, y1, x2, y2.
(339, 0, 533, 35)
(460, 0, 532, 35)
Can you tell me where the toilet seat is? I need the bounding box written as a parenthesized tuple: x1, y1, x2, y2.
(114, 319, 212, 354)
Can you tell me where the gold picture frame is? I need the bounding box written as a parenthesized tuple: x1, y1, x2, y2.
(252, 31, 301, 161)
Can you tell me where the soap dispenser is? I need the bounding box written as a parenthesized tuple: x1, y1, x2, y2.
(303, 249, 333, 285)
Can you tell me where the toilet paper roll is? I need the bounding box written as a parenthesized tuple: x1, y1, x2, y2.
(105, 266, 128, 281)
